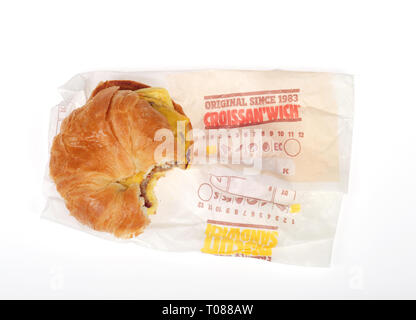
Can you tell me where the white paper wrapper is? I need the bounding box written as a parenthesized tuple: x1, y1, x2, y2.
(43, 70, 353, 267)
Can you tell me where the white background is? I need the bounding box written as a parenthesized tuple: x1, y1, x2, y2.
(0, 0, 415, 299)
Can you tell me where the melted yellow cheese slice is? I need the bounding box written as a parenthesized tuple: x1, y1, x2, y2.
(136, 87, 174, 109)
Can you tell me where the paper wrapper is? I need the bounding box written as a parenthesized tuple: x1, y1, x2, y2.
(43, 70, 353, 267)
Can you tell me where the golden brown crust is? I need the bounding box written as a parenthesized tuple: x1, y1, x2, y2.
(91, 80, 188, 117)
(49, 82, 187, 238)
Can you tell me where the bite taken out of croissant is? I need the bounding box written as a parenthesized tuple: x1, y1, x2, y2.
(49, 80, 192, 238)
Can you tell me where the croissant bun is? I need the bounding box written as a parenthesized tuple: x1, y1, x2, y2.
(49, 80, 191, 238)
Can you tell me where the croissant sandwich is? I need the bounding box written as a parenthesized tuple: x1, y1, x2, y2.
(49, 80, 192, 238)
